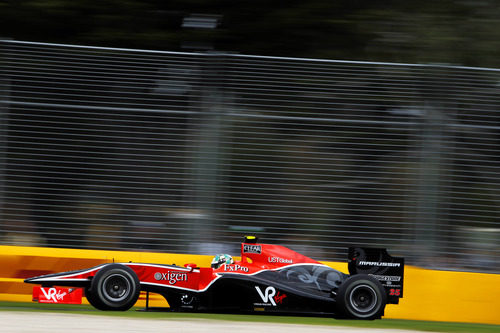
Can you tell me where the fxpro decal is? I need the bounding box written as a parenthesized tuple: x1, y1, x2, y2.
(254, 286, 287, 306)
(223, 264, 249, 272)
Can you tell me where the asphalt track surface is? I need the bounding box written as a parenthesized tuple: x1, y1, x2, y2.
(1, 311, 425, 333)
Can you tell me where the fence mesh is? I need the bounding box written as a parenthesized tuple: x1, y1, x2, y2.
(1, 40, 499, 272)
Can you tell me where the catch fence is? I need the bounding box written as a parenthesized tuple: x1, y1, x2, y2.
(0, 40, 499, 272)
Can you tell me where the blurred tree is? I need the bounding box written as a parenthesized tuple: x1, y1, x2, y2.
(2, 0, 500, 67)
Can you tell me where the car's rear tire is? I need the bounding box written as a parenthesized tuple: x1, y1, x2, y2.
(89, 264, 140, 311)
(336, 275, 386, 320)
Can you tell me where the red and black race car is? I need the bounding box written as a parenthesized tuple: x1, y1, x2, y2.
(25, 236, 404, 320)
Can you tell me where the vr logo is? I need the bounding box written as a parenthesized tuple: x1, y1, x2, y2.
(255, 286, 276, 306)
(40, 287, 67, 302)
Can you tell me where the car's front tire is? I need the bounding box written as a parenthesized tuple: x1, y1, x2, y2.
(336, 275, 387, 320)
(89, 264, 140, 311)
(85, 285, 104, 310)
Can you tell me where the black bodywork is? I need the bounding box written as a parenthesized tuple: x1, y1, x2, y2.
(25, 238, 405, 320)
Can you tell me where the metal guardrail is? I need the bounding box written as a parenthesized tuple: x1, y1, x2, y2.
(0, 40, 499, 272)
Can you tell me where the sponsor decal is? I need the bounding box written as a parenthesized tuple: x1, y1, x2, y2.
(369, 274, 402, 282)
(154, 271, 188, 285)
(223, 264, 249, 272)
(268, 257, 293, 264)
(274, 291, 287, 304)
(181, 294, 195, 305)
(255, 286, 276, 306)
(358, 261, 401, 267)
(389, 288, 401, 296)
(41, 287, 67, 303)
(243, 244, 262, 254)
(34, 287, 82, 304)
(254, 286, 287, 307)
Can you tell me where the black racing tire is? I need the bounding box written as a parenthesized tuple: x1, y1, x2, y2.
(89, 264, 140, 311)
(336, 274, 387, 320)
(84, 286, 107, 310)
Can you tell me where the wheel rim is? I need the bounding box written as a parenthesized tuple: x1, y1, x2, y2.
(101, 273, 131, 302)
(349, 284, 378, 314)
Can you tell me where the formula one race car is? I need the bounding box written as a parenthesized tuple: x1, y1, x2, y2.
(25, 236, 404, 320)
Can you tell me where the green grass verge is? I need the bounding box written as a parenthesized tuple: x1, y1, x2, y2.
(0, 302, 498, 332)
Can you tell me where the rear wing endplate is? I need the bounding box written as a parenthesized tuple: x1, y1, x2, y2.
(348, 247, 404, 304)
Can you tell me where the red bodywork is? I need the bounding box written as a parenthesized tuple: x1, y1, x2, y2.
(30, 242, 324, 300)
(33, 286, 83, 304)
(26, 238, 404, 319)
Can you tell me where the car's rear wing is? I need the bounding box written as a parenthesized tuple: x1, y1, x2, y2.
(347, 247, 404, 304)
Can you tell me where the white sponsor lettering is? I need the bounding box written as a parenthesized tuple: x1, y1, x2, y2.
(358, 261, 401, 267)
(154, 271, 188, 285)
(243, 245, 262, 254)
(369, 274, 402, 282)
(268, 257, 293, 264)
(255, 286, 276, 306)
(223, 264, 249, 272)
(40, 287, 67, 303)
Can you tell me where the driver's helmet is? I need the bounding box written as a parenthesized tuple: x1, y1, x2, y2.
(211, 254, 234, 269)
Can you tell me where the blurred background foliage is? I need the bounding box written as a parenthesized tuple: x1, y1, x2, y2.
(0, 1, 499, 271)
(1, 0, 500, 67)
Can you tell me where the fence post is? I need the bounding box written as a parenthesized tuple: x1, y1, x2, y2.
(189, 53, 226, 245)
(0, 40, 11, 233)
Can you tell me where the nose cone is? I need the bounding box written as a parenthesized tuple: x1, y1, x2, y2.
(24, 276, 41, 284)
